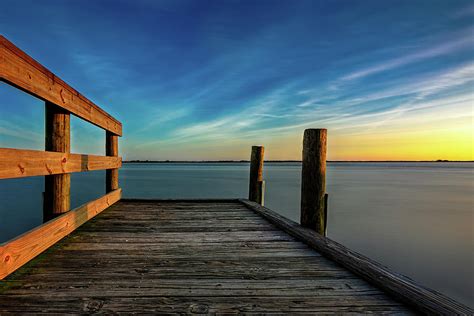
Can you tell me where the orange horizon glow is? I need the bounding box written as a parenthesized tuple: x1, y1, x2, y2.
(122, 111, 473, 162)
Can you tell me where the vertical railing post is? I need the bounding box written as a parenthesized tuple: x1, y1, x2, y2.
(249, 145, 265, 205)
(43, 101, 71, 222)
(300, 129, 327, 235)
(106, 131, 119, 192)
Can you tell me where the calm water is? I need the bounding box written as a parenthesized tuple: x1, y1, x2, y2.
(0, 162, 473, 307)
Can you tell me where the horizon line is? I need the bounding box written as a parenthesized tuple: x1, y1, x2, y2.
(123, 159, 473, 163)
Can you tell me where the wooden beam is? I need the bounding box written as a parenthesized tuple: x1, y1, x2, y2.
(0, 189, 122, 280)
(300, 128, 327, 234)
(248, 146, 264, 204)
(44, 102, 70, 221)
(121, 198, 241, 203)
(0, 148, 122, 179)
(0, 35, 122, 136)
(257, 180, 265, 206)
(240, 199, 472, 315)
(106, 131, 119, 192)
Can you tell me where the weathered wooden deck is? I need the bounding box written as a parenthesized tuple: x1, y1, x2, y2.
(0, 200, 413, 314)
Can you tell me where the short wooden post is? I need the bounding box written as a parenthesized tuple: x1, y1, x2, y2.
(43, 102, 70, 222)
(249, 146, 264, 205)
(106, 131, 119, 192)
(300, 129, 327, 235)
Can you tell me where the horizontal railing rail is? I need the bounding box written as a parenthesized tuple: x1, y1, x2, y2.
(0, 36, 122, 135)
(0, 148, 122, 179)
(0, 35, 123, 279)
(0, 189, 121, 279)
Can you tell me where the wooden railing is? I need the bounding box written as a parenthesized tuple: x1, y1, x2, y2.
(0, 35, 122, 279)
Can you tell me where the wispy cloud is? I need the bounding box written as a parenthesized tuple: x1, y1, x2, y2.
(335, 61, 474, 108)
(452, 3, 474, 18)
(134, 54, 474, 151)
(136, 107, 193, 134)
(340, 35, 473, 82)
(0, 120, 42, 142)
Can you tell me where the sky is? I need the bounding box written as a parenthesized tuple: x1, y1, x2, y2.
(0, 0, 473, 161)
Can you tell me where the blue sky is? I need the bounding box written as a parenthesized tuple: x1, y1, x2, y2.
(1, 0, 473, 160)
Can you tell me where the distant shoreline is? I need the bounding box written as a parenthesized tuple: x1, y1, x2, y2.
(123, 160, 473, 163)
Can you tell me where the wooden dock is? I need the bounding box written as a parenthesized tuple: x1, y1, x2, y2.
(0, 36, 471, 314)
(0, 199, 414, 314)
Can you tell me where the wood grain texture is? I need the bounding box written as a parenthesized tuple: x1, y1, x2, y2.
(0, 189, 121, 280)
(0, 200, 414, 314)
(44, 102, 71, 221)
(0, 35, 122, 135)
(0, 148, 122, 179)
(240, 199, 472, 315)
(248, 145, 264, 204)
(0, 296, 413, 314)
(106, 131, 119, 192)
(45, 102, 70, 153)
(257, 180, 265, 206)
(300, 128, 327, 234)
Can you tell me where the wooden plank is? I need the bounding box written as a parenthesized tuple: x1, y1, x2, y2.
(120, 198, 240, 203)
(0, 35, 122, 135)
(11, 257, 351, 279)
(43, 101, 71, 221)
(55, 241, 315, 259)
(81, 216, 270, 224)
(0, 295, 413, 314)
(63, 230, 295, 243)
(96, 210, 263, 219)
(31, 248, 323, 261)
(94, 209, 264, 220)
(104, 206, 250, 213)
(77, 223, 279, 233)
(0, 189, 121, 280)
(57, 240, 311, 251)
(1, 278, 385, 297)
(0, 148, 122, 179)
(240, 199, 473, 315)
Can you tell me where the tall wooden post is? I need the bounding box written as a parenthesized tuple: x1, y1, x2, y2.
(43, 102, 70, 222)
(106, 131, 119, 192)
(249, 146, 264, 205)
(300, 129, 327, 235)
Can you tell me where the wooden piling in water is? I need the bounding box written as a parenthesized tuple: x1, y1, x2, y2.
(249, 146, 264, 205)
(106, 131, 119, 192)
(43, 102, 71, 222)
(300, 129, 327, 235)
